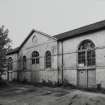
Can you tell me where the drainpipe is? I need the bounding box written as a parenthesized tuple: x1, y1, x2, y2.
(57, 41, 59, 85)
(7, 63, 9, 81)
(61, 41, 64, 84)
(57, 40, 64, 85)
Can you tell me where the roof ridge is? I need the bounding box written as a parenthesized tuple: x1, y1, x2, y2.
(54, 20, 105, 40)
(34, 29, 56, 40)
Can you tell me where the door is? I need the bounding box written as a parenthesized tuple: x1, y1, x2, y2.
(88, 69, 96, 88)
(78, 69, 87, 88)
(78, 69, 96, 88)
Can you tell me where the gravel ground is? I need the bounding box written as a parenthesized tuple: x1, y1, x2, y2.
(0, 84, 105, 105)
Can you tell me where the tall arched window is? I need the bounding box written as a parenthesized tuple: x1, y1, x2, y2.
(8, 57, 13, 70)
(78, 40, 96, 66)
(32, 51, 39, 64)
(23, 56, 26, 69)
(45, 51, 51, 68)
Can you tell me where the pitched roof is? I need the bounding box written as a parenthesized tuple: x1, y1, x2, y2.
(19, 29, 35, 51)
(18, 29, 56, 51)
(6, 30, 35, 55)
(6, 29, 35, 55)
(7, 20, 105, 55)
(7, 29, 56, 55)
(54, 20, 105, 41)
(6, 47, 19, 55)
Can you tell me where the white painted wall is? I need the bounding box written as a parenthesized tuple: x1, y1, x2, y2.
(60, 30, 105, 88)
(18, 31, 58, 83)
(6, 53, 18, 80)
(7, 29, 105, 88)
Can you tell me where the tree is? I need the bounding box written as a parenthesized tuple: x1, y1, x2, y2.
(0, 25, 11, 79)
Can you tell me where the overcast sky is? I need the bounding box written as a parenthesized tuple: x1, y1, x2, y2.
(0, 0, 105, 48)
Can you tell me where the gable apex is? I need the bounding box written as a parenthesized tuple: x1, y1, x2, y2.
(33, 29, 57, 40)
(19, 29, 56, 51)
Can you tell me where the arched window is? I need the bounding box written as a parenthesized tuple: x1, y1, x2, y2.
(45, 51, 51, 68)
(78, 40, 96, 66)
(8, 57, 13, 70)
(23, 56, 26, 69)
(32, 51, 39, 64)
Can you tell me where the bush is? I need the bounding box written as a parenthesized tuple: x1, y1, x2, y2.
(0, 79, 10, 88)
(22, 78, 28, 84)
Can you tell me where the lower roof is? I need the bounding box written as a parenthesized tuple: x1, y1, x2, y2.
(6, 47, 19, 55)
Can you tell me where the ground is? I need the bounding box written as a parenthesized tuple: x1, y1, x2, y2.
(0, 84, 105, 105)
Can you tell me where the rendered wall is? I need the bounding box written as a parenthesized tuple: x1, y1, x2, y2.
(6, 53, 18, 81)
(18, 31, 58, 84)
(60, 30, 105, 88)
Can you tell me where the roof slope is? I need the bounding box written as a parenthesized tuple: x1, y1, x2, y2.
(7, 29, 56, 55)
(6, 47, 19, 55)
(54, 20, 105, 40)
(6, 30, 35, 55)
(7, 20, 105, 55)
(19, 29, 56, 51)
(19, 29, 35, 51)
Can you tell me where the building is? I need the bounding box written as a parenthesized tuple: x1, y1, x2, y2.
(6, 20, 105, 88)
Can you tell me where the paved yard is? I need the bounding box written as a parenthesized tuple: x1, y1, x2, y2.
(0, 84, 105, 105)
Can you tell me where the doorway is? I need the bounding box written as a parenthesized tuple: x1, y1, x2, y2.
(77, 40, 96, 88)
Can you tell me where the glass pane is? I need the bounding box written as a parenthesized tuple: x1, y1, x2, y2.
(78, 40, 95, 67)
(45, 51, 51, 68)
(32, 51, 40, 64)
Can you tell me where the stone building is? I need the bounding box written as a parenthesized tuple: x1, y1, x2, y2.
(6, 20, 105, 88)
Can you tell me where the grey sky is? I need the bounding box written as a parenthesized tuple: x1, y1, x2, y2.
(0, 0, 105, 48)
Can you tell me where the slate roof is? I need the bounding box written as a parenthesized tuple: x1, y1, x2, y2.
(6, 29, 55, 55)
(54, 20, 105, 40)
(7, 20, 105, 55)
(6, 47, 19, 55)
(6, 29, 35, 55)
(19, 29, 35, 51)
(18, 29, 56, 51)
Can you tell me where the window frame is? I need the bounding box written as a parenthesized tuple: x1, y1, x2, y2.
(32, 51, 40, 64)
(23, 56, 27, 69)
(45, 50, 51, 68)
(78, 40, 96, 67)
(8, 57, 13, 70)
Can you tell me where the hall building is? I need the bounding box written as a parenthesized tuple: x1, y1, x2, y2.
(6, 20, 105, 88)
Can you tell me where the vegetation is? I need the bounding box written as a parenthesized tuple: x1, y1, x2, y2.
(0, 25, 11, 80)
